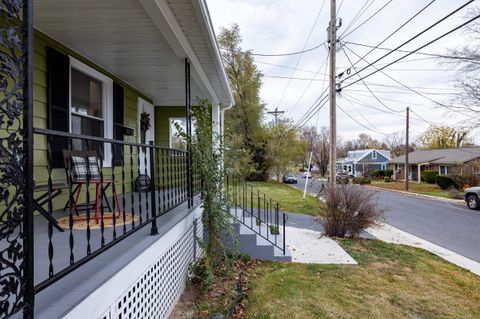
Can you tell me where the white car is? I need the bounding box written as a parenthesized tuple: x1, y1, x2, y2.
(302, 172, 312, 178)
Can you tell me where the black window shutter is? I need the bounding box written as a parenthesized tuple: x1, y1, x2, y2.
(113, 82, 124, 166)
(46, 46, 70, 168)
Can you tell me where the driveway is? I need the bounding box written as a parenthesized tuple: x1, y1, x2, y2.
(293, 175, 480, 263)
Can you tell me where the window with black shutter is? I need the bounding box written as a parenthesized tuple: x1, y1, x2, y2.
(113, 82, 124, 166)
(46, 46, 70, 168)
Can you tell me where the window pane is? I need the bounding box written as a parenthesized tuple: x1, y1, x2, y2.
(72, 114, 104, 151)
(71, 68, 103, 118)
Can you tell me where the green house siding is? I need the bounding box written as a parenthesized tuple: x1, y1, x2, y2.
(154, 106, 186, 148)
(32, 31, 153, 211)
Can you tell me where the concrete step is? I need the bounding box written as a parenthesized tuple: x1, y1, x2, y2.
(229, 207, 291, 262)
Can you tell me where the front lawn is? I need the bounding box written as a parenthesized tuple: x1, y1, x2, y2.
(369, 180, 452, 199)
(247, 180, 323, 216)
(245, 239, 480, 319)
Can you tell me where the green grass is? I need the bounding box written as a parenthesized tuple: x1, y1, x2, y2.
(245, 239, 480, 319)
(247, 180, 323, 216)
(370, 181, 451, 199)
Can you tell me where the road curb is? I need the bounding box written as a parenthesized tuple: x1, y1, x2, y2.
(364, 185, 464, 205)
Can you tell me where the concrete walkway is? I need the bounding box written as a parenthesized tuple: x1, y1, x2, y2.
(284, 213, 356, 264)
(285, 226, 357, 264)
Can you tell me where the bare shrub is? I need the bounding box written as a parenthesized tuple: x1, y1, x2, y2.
(320, 184, 384, 238)
(447, 187, 463, 200)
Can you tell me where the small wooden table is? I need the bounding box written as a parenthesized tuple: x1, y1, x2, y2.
(34, 182, 68, 232)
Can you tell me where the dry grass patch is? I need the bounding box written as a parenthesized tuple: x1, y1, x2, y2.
(244, 239, 480, 319)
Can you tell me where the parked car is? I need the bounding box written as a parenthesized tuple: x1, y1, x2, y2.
(282, 173, 298, 184)
(302, 171, 312, 179)
(464, 186, 480, 210)
(336, 172, 349, 184)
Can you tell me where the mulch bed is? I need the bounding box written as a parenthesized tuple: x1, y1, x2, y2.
(169, 258, 258, 319)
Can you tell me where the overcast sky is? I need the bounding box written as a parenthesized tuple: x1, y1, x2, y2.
(206, 0, 478, 143)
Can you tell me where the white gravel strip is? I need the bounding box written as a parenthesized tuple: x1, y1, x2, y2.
(367, 223, 480, 276)
(285, 226, 357, 264)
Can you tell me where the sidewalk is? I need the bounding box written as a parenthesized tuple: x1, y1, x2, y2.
(365, 185, 464, 204)
(366, 222, 480, 276)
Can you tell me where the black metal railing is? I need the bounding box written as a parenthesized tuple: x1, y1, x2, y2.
(225, 175, 287, 255)
(32, 128, 199, 293)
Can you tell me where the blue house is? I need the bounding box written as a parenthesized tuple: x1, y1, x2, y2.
(337, 149, 391, 177)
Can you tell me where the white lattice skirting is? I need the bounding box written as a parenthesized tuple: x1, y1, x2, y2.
(64, 206, 203, 319)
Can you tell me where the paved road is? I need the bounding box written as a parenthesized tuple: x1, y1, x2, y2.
(292, 175, 480, 263)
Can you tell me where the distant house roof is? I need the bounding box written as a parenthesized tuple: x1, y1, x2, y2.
(337, 149, 391, 164)
(389, 148, 480, 165)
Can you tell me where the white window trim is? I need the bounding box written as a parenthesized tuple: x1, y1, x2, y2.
(372, 150, 377, 160)
(439, 165, 448, 175)
(69, 56, 113, 166)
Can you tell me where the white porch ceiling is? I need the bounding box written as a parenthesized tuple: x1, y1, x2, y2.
(33, 0, 232, 107)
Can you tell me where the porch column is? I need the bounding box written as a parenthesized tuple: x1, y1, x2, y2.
(185, 58, 193, 207)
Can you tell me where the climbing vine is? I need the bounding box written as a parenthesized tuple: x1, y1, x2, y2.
(178, 98, 235, 284)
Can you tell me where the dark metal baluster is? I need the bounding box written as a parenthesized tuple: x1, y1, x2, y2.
(183, 152, 187, 202)
(275, 202, 279, 246)
(98, 143, 105, 247)
(129, 144, 136, 229)
(156, 148, 161, 218)
(176, 150, 180, 205)
(161, 149, 166, 213)
(46, 134, 54, 277)
(149, 141, 158, 235)
(121, 145, 126, 234)
(250, 185, 254, 229)
(143, 144, 149, 221)
(85, 139, 91, 255)
(173, 150, 177, 206)
(67, 138, 75, 264)
(111, 142, 117, 240)
(258, 189, 261, 235)
(266, 198, 269, 241)
(168, 150, 173, 209)
(283, 213, 286, 255)
(263, 193, 266, 228)
(137, 145, 143, 223)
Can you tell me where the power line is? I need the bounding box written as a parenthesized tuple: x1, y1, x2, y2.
(294, 91, 329, 128)
(339, 0, 475, 86)
(344, 41, 479, 61)
(337, 102, 389, 135)
(339, 0, 375, 38)
(296, 95, 330, 129)
(277, 0, 328, 110)
(341, 0, 395, 40)
(342, 43, 458, 112)
(340, 10, 480, 90)
(339, 0, 436, 72)
(219, 41, 326, 57)
(341, 46, 404, 113)
(287, 51, 329, 113)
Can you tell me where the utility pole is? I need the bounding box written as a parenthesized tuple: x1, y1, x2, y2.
(405, 107, 410, 191)
(328, 0, 338, 187)
(267, 107, 285, 126)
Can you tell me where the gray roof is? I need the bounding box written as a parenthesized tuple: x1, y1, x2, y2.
(390, 148, 480, 165)
(337, 149, 390, 163)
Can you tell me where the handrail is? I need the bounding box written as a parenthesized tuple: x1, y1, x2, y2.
(33, 127, 188, 153)
(226, 175, 286, 255)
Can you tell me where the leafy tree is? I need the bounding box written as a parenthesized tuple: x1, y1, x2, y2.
(268, 120, 306, 181)
(218, 24, 270, 181)
(419, 124, 473, 149)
